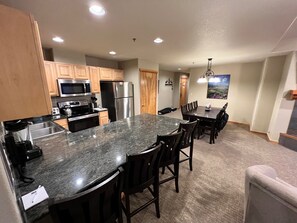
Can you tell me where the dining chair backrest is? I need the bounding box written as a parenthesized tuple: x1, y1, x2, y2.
(49, 168, 123, 223)
(178, 121, 198, 149)
(181, 105, 189, 120)
(215, 110, 226, 129)
(157, 131, 183, 167)
(188, 103, 193, 111)
(124, 143, 162, 194)
(193, 101, 198, 109)
(218, 112, 229, 131)
(223, 102, 228, 110)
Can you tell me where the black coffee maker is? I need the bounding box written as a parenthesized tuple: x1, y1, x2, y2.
(4, 120, 42, 183)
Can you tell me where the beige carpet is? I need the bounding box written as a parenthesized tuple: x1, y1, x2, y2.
(127, 109, 297, 223)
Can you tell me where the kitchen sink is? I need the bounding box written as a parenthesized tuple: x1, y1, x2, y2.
(29, 121, 65, 140)
(29, 121, 55, 131)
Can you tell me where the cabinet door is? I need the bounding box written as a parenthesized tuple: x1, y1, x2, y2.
(99, 111, 109, 125)
(44, 61, 58, 96)
(0, 5, 52, 121)
(74, 65, 90, 80)
(100, 67, 113, 80)
(113, 69, 124, 81)
(56, 63, 74, 79)
(89, 66, 100, 93)
(54, 119, 68, 130)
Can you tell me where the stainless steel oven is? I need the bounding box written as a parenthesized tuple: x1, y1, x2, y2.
(57, 100, 100, 132)
(68, 113, 99, 132)
(58, 79, 91, 97)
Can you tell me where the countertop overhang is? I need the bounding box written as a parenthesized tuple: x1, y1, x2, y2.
(18, 114, 184, 222)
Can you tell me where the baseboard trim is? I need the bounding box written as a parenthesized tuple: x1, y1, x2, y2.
(227, 121, 275, 143)
(280, 133, 297, 140)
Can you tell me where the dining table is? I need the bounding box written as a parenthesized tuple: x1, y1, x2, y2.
(183, 106, 222, 144)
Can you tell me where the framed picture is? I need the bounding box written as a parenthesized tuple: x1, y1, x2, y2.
(207, 74, 231, 99)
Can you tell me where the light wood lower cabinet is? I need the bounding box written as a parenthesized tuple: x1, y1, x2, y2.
(44, 61, 58, 96)
(99, 111, 109, 126)
(89, 66, 100, 93)
(74, 65, 90, 80)
(56, 63, 74, 79)
(54, 118, 68, 130)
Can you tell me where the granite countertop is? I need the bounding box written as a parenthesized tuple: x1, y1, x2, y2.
(19, 114, 184, 222)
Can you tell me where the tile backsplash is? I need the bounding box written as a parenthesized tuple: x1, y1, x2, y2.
(51, 93, 102, 108)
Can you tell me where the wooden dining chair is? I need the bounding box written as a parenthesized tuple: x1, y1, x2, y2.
(181, 105, 190, 120)
(178, 120, 198, 171)
(157, 131, 183, 193)
(197, 110, 225, 144)
(193, 101, 198, 109)
(49, 168, 124, 223)
(121, 143, 163, 223)
(223, 102, 228, 110)
(188, 103, 193, 111)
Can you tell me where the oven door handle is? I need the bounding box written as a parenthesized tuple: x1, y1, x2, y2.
(68, 113, 99, 122)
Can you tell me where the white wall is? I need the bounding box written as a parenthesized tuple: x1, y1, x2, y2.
(138, 59, 159, 71)
(119, 59, 140, 115)
(53, 48, 86, 65)
(251, 56, 286, 133)
(189, 61, 263, 124)
(158, 70, 174, 109)
(0, 155, 22, 223)
(268, 52, 297, 141)
(85, 55, 118, 69)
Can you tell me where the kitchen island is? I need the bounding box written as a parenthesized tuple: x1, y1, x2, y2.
(18, 114, 184, 222)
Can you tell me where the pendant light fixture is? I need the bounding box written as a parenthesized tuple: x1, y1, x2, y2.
(197, 58, 220, 83)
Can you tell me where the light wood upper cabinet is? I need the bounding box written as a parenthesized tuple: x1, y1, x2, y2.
(44, 61, 58, 96)
(100, 67, 113, 80)
(89, 66, 100, 93)
(74, 65, 90, 80)
(56, 63, 74, 79)
(113, 69, 124, 81)
(0, 5, 52, 121)
(100, 67, 124, 81)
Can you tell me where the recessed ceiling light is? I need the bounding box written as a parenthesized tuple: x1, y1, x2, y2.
(89, 5, 106, 16)
(154, 37, 163, 44)
(109, 51, 116, 55)
(52, 36, 64, 43)
(178, 68, 181, 70)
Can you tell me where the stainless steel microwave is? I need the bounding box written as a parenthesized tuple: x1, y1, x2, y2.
(57, 79, 92, 97)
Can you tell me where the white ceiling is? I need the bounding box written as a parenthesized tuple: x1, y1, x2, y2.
(2, 0, 297, 71)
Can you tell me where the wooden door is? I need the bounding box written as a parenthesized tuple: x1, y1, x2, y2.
(74, 65, 89, 79)
(180, 76, 188, 107)
(89, 66, 100, 93)
(140, 69, 157, 115)
(44, 61, 58, 96)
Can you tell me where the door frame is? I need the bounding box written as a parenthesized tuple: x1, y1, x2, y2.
(179, 75, 189, 107)
(139, 69, 158, 115)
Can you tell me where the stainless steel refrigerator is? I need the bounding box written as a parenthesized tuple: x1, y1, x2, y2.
(100, 82, 134, 122)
